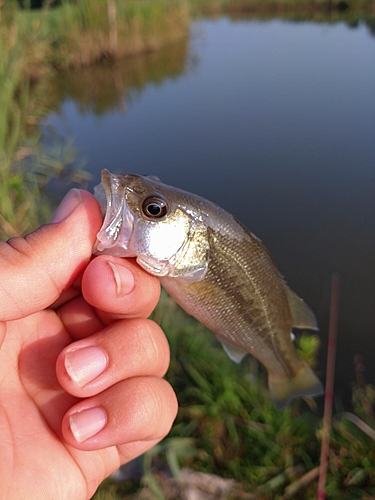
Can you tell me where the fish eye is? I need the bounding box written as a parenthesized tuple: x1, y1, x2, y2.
(142, 195, 168, 219)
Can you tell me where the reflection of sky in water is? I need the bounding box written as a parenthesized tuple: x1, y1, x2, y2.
(48, 19, 375, 400)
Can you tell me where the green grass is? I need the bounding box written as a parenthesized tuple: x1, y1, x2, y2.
(0, 11, 46, 239)
(0, 20, 89, 239)
(13, 0, 190, 71)
(0, 0, 191, 240)
(93, 291, 375, 499)
(156, 293, 321, 494)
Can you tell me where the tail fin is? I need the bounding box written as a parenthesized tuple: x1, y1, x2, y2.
(269, 363, 323, 409)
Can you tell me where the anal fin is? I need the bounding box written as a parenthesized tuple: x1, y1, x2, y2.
(217, 337, 248, 364)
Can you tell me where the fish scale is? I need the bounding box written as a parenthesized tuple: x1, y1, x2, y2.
(161, 227, 292, 375)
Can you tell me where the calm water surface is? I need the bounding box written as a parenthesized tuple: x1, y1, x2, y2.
(47, 17, 375, 402)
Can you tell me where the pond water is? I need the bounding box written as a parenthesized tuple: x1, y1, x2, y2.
(47, 16, 375, 403)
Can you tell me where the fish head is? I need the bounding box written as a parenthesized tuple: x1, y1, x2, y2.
(94, 169, 210, 282)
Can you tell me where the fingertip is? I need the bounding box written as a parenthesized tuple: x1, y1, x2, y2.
(82, 257, 160, 319)
(68, 406, 108, 443)
(57, 189, 103, 238)
(51, 189, 83, 223)
(57, 317, 170, 400)
(51, 189, 102, 229)
(62, 377, 178, 451)
(77, 189, 104, 230)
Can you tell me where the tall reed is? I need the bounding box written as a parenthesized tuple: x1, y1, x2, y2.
(0, 5, 86, 239)
(14, 0, 190, 71)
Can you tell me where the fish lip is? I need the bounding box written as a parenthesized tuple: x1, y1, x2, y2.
(93, 204, 134, 255)
(93, 173, 135, 256)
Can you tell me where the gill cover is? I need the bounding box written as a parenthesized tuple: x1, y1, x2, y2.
(94, 169, 210, 283)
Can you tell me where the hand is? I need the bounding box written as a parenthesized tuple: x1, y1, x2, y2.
(0, 189, 177, 499)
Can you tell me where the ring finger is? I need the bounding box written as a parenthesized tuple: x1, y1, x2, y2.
(62, 376, 178, 452)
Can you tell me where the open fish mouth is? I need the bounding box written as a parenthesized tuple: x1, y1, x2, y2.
(93, 174, 135, 257)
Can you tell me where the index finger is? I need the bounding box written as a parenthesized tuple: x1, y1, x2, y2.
(81, 256, 161, 322)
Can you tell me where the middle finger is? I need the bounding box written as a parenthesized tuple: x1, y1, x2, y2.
(56, 316, 170, 398)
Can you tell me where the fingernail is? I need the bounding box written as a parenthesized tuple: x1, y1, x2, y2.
(108, 261, 135, 296)
(69, 407, 107, 442)
(64, 346, 108, 387)
(51, 189, 83, 223)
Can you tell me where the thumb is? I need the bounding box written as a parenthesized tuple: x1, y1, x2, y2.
(0, 189, 103, 323)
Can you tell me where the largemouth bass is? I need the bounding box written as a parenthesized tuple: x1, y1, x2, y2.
(94, 169, 323, 408)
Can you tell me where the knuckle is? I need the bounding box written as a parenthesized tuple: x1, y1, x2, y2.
(138, 378, 177, 440)
(141, 319, 170, 374)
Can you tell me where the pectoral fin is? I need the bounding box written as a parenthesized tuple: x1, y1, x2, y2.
(169, 220, 210, 284)
(285, 285, 319, 331)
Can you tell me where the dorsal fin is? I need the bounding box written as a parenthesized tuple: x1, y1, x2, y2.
(284, 285, 319, 331)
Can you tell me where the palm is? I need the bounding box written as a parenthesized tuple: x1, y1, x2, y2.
(1, 309, 118, 498)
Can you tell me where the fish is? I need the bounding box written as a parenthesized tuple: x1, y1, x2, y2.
(94, 169, 323, 408)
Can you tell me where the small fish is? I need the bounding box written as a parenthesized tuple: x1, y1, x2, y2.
(94, 169, 323, 408)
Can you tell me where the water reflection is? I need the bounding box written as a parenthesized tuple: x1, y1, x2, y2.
(45, 39, 190, 117)
(47, 17, 375, 403)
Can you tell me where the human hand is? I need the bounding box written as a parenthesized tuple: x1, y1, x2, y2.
(0, 189, 177, 499)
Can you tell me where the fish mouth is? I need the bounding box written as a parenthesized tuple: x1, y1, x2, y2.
(93, 170, 135, 256)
